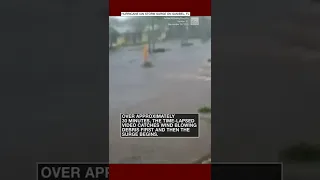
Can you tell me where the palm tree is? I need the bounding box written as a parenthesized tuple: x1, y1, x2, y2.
(109, 26, 119, 48)
(149, 17, 164, 53)
(126, 17, 165, 53)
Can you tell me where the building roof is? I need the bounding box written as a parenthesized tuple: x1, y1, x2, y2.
(143, 24, 160, 32)
(113, 25, 137, 34)
(111, 24, 166, 34)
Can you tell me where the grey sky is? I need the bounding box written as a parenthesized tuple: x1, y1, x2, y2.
(112, 16, 129, 21)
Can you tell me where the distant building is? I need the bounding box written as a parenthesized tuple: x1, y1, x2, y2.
(109, 23, 168, 48)
(143, 25, 169, 41)
(113, 26, 140, 45)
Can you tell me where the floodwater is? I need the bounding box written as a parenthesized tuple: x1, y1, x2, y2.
(109, 40, 212, 163)
(109, 40, 211, 110)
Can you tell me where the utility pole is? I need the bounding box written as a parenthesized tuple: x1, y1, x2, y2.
(151, 17, 156, 51)
(148, 17, 152, 53)
(181, 17, 189, 45)
(185, 18, 189, 43)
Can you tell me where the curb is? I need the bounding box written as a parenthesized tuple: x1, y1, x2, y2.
(192, 153, 211, 164)
(194, 112, 211, 164)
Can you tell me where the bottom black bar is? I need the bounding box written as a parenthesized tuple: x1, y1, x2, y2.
(212, 163, 282, 180)
(37, 163, 109, 180)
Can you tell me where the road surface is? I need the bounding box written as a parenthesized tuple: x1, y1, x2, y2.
(109, 40, 211, 163)
(110, 40, 211, 110)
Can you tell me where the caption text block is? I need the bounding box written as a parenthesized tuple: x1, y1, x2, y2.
(120, 113, 199, 138)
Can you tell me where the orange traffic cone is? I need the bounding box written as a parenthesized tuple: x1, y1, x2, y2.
(142, 44, 152, 68)
(143, 44, 149, 62)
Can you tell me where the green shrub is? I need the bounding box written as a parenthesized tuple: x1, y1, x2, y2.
(198, 106, 211, 114)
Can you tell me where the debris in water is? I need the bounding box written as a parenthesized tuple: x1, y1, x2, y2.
(119, 156, 143, 163)
(142, 61, 153, 68)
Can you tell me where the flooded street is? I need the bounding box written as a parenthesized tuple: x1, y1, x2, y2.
(109, 40, 211, 110)
(109, 40, 211, 163)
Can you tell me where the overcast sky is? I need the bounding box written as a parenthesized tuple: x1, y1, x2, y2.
(112, 16, 129, 21)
